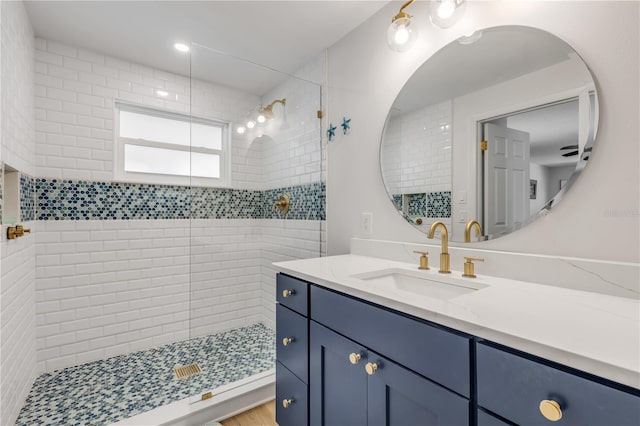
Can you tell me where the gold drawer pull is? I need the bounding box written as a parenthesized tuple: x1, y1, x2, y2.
(282, 337, 294, 346)
(282, 398, 294, 408)
(282, 289, 294, 298)
(349, 353, 362, 364)
(365, 362, 378, 375)
(539, 399, 563, 422)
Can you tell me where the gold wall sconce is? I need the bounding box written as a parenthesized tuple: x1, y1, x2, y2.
(7, 225, 31, 240)
(387, 0, 419, 52)
(387, 0, 467, 52)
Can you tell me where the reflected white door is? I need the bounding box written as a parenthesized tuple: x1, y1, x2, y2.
(483, 123, 530, 236)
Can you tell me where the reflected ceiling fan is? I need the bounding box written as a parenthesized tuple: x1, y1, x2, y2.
(560, 145, 592, 160)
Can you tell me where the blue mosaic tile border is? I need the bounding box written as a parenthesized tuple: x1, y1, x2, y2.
(391, 194, 402, 211)
(427, 191, 451, 218)
(264, 182, 325, 220)
(20, 173, 36, 221)
(16, 323, 275, 426)
(407, 193, 426, 217)
(36, 179, 325, 221)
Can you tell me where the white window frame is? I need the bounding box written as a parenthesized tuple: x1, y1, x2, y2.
(113, 101, 232, 187)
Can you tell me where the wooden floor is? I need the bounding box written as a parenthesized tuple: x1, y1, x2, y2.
(220, 400, 277, 426)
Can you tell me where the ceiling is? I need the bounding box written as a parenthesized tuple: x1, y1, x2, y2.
(24, 1, 387, 95)
(505, 99, 579, 168)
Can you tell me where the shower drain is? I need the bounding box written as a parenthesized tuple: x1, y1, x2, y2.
(174, 362, 202, 379)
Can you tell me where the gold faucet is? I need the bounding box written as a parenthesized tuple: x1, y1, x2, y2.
(427, 221, 450, 274)
(464, 220, 482, 243)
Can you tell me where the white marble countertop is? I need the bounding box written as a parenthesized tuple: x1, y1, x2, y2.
(274, 254, 640, 389)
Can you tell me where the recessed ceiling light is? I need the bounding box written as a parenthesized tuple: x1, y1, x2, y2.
(156, 90, 169, 97)
(174, 43, 190, 52)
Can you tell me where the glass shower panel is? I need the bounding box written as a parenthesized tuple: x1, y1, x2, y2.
(186, 43, 325, 408)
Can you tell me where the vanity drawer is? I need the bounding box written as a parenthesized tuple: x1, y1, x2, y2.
(276, 303, 309, 383)
(277, 273, 309, 316)
(477, 342, 640, 426)
(276, 361, 308, 426)
(310, 285, 471, 397)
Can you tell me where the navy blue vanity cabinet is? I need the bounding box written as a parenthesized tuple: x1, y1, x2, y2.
(477, 341, 640, 426)
(310, 321, 469, 426)
(477, 409, 513, 426)
(367, 348, 470, 426)
(276, 273, 310, 426)
(310, 321, 368, 426)
(309, 285, 471, 426)
(310, 284, 472, 398)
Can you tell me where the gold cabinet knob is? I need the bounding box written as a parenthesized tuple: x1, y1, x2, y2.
(282, 398, 294, 408)
(539, 399, 563, 422)
(349, 353, 361, 364)
(282, 289, 293, 298)
(282, 337, 294, 346)
(365, 362, 378, 375)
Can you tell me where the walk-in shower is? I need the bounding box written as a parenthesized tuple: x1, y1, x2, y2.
(19, 39, 324, 425)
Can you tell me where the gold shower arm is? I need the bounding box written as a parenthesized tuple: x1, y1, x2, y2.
(264, 98, 286, 110)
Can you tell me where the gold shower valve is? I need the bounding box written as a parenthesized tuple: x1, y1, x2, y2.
(273, 194, 290, 215)
(7, 225, 31, 240)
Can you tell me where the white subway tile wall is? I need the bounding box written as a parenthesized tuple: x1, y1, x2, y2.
(1, 2, 37, 426)
(34, 39, 326, 372)
(34, 38, 261, 185)
(382, 100, 452, 195)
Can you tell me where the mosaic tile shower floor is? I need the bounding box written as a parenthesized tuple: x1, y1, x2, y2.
(16, 324, 275, 426)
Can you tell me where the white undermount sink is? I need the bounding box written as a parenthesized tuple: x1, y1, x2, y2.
(351, 268, 488, 300)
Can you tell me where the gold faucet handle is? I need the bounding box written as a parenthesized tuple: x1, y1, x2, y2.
(413, 251, 430, 270)
(462, 257, 484, 278)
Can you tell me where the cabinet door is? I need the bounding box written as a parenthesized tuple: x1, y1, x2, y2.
(276, 361, 308, 426)
(367, 350, 470, 426)
(310, 321, 368, 426)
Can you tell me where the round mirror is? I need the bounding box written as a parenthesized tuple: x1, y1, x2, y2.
(380, 26, 598, 242)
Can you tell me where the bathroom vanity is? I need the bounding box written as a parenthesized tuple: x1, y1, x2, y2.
(273, 254, 640, 426)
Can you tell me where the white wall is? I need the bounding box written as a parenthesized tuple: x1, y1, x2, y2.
(0, 1, 36, 425)
(327, 1, 639, 263)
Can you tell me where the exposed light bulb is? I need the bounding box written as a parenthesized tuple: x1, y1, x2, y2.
(429, 0, 466, 29)
(236, 126, 246, 134)
(387, 17, 418, 52)
(246, 120, 255, 129)
(257, 114, 266, 123)
(438, 0, 456, 19)
(155, 90, 169, 97)
(174, 43, 190, 52)
(394, 25, 410, 45)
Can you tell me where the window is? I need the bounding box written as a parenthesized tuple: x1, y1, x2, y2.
(114, 102, 231, 187)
